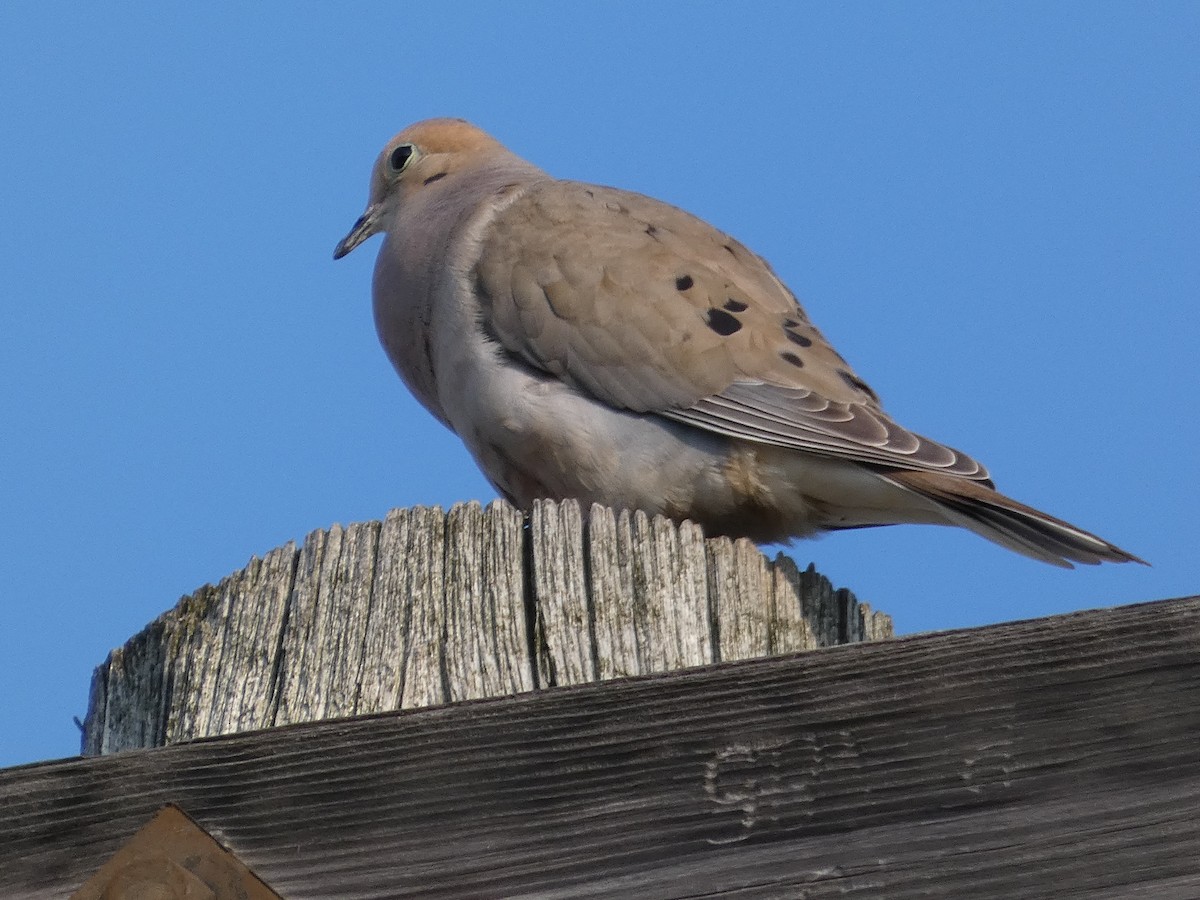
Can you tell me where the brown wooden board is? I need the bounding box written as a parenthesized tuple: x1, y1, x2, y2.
(5, 596, 1199, 899)
(70, 804, 282, 899)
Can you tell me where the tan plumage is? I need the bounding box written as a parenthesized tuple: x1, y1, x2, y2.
(335, 118, 1143, 568)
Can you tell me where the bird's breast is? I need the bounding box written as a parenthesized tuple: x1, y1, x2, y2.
(371, 234, 451, 426)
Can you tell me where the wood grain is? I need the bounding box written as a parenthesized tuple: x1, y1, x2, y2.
(81, 500, 886, 753)
(7, 596, 1198, 898)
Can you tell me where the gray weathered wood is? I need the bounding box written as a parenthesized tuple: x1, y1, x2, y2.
(82, 499, 889, 754)
(587, 503, 643, 679)
(9, 597, 1199, 899)
(530, 498, 595, 686)
(390, 504, 448, 709)
(442, 500, 532, 702)
(275, 520, 381, 725)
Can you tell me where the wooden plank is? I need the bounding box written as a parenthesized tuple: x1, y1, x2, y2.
(190, 544, 297, 737)
(353, 507, 418, 713)
(441, 500, 533, 702)
(7, 597, 1198, 899)
(767, 553, 818, 654)
(707, 535, 776, 661)
(84, 612, 171, 754)
(81, 501, 888, 753)
(274, 522, 382, 725)
(627, 509, 713, 674)
(797, 558, 844, 647)
(587, 504, 643, 679)
(391, 504, 448, 709)
(529, 498, 596, 687)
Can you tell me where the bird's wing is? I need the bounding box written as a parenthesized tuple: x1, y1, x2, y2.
(473, 179, 989, 480)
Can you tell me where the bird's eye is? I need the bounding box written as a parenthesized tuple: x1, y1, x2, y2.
(389, 144, 415, 172)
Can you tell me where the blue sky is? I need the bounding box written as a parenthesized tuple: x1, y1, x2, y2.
(1, 4, 1196, 768)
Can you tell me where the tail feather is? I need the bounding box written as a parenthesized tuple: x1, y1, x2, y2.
(884, 469, 1146, 568)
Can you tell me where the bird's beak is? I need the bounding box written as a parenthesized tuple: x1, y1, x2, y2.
(333, 205, 380, 260)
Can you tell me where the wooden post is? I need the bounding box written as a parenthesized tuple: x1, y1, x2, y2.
(82, 499, 891, 755)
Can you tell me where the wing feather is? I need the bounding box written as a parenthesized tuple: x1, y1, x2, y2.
(474, 179, 991, 482)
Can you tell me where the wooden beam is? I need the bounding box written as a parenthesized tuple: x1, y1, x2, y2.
(81, 500, 890, 755)
(6, 596, 1198, 898)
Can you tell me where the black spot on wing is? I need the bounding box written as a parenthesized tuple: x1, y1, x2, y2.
(675, 275, 694, 291)
(781, 351, 804, 368)
(785, 330, 813, 347)
(706, 308, 743, 336)
(723, 298, 748, 313)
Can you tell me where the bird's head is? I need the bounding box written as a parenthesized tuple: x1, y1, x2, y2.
(333, 118, 507, 260)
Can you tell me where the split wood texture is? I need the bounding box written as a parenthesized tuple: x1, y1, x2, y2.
(6, 597, 1198, 898)
(81, 499, 891, 755)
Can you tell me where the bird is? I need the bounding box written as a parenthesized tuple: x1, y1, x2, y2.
(334, 118, 1142, 568)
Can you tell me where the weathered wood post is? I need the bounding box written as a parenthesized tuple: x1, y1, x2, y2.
(82, 498, 890, 754)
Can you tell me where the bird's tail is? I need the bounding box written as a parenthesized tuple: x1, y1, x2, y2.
(884, 469, 1146, 568)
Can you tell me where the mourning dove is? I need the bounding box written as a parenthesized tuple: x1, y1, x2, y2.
(335, 118, 1142, 568)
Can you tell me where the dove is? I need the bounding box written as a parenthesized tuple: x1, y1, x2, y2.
(334, 118, 1142, 568)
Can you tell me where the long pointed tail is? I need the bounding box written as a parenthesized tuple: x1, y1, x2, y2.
(885, 469, 1147, 568)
